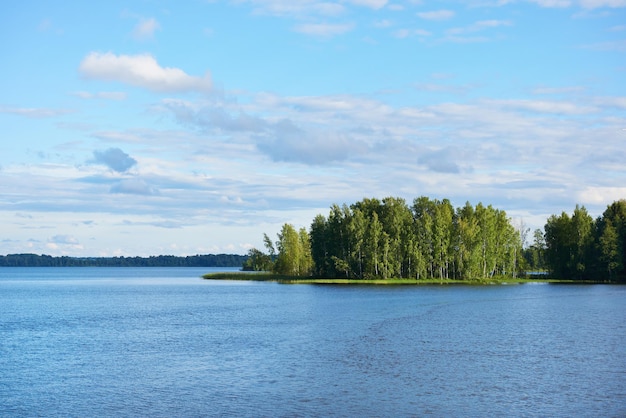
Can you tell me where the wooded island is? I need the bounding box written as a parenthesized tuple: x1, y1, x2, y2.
(238, 196, 626, 282)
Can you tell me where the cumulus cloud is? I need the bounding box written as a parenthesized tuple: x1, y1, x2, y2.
(162, 99, 268, 132)
(417, 147, 466, 174)
(92, 148, 137, 172)
(257, 119, 361, 164)
(417, 10, 455, 20)
(110, 178, 159, 195)
(133, 17, 160, 40)
(79, 52, 212, 93)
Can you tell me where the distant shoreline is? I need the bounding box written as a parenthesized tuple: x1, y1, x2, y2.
(0, 253, 246, 268)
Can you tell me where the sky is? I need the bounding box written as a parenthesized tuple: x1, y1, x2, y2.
(1, 0, 625, 257)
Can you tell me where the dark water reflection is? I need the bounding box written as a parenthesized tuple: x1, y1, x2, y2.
(1, 268, 624, 417)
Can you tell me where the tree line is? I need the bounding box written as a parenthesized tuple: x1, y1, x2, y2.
(0, 253, 247, 267)
(245, 196, 525, 280)
(542, 200, 626, 281)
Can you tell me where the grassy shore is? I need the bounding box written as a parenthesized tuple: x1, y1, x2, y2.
(201, 272, 577, 285)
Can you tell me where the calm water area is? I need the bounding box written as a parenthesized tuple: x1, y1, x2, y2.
(1, 267, 625, 417)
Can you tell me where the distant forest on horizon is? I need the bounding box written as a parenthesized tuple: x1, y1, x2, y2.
(0, 253, 247, 268)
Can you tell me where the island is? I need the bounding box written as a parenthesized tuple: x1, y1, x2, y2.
(205, 196, 626, 284)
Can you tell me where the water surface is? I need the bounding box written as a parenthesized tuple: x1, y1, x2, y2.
(1, 268, 624, 416)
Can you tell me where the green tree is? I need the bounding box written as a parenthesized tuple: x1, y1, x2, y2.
(599, 219, 621, 279)
(544, 211, 573, 279)
(273, 223, 312, 276)
(310, 214, 329, 276)
(242, 248, 273, 271)
(571, 205, 594, 278)
(455, 202, 481, 279)
(364, 211, 383, 278)
(412, 197, 436, 278)
(476, 203, 497, 279)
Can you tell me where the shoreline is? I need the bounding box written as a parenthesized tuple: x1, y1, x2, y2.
(201, 272, 621, 285)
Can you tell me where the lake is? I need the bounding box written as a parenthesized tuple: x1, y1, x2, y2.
(1, 267, 625, 417)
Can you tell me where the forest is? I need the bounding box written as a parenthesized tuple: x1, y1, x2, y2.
(0, 253, 246, 267)
(244, 196, 626, 282)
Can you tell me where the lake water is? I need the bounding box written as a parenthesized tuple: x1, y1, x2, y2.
(1, 267, 625, 417)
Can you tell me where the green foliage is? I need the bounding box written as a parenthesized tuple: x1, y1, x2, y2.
(259, 196, 524, 281)
(272, 224, 313, 276)
(544, 200, 626, 281)
(242, 248, 273, 271)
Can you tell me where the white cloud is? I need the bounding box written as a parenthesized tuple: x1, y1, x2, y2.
(577, 187, 626, 204)
(530, 0, 626, 7)
(72, 91, 127, 100)
(257, 120, 365, 164)
(444, 19, 512, 42)
(91, 148, 138, 173)
(293, 22, 355, 36)
(374, 19, 393, 28)
(580, 39, 626, 51)
(0, 106, 72, 118)
(49, 234, 80, 245)
(579, 0, 626, 8)
(110, 178, 159, 195)
(532, 86, 586, 95)
(240, 0, 346, 17)
(529, 0, 572, 7)
(393, 28, 431, 38)
(447, 19, 512, 35)
(79, 52, 212, 93)
(417, 9, 455, 20)
(133, 17, 160, 40)
(345, 0, 388, 9)
(492, 99, 598, 114)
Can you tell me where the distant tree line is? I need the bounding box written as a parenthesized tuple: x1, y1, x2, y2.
(0, 253, 247, 267)
(245, 196, 525, 280)
(541, 200, 626, 281)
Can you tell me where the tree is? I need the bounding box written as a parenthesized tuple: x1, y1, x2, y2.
(310, 214, 329, 277)
(455, 202, 481, 280)
(476, 203, 497, 279)
(242, 248, 273, 271)
(544, 212, 573, 279)
(599, 219, 621, 279)
(412, 197, 436, 278)
(273, 223, 312, 276)
(571, 205, 594, 278)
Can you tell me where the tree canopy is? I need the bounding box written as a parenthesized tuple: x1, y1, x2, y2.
(543, 200, 626, 281)
(251, 196, 525, 280)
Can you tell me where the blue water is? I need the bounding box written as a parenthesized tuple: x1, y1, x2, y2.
(1, 267, 625, 417)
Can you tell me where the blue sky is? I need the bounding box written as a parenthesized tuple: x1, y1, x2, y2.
(1, 0, 625, 256)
